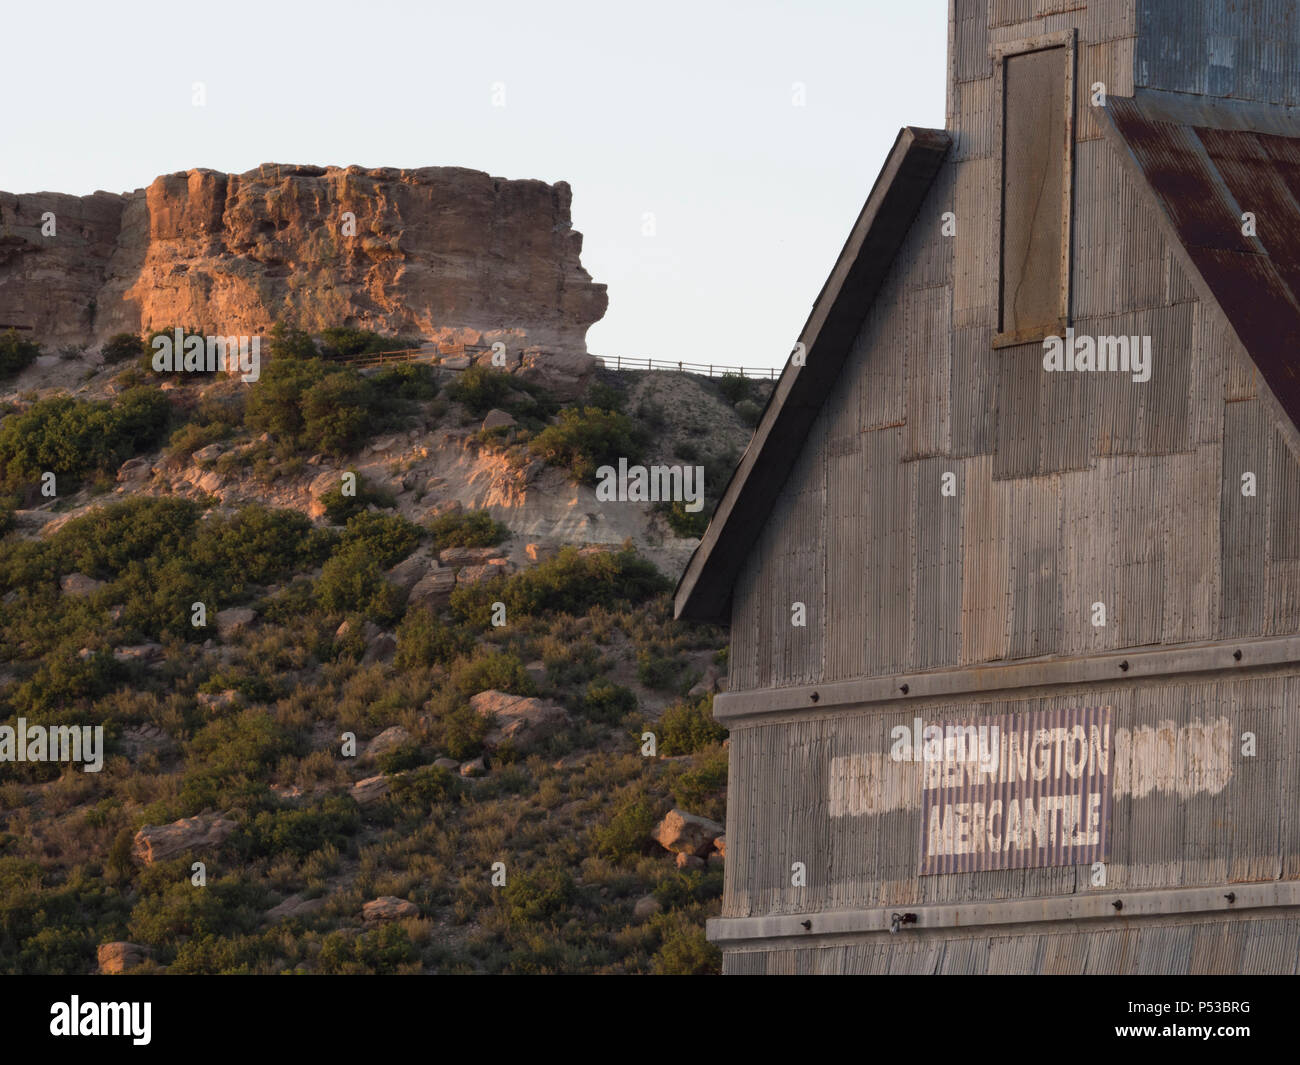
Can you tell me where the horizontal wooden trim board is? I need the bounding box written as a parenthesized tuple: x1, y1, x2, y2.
(708, 880, 1300, 946)
(714, 635, 1300, 722)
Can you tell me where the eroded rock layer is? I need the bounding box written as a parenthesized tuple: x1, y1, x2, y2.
(0, 163, 607, 353)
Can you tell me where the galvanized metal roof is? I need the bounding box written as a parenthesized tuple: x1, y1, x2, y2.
(1100, 89, 1300, 430)
(674, 126, 952, 622)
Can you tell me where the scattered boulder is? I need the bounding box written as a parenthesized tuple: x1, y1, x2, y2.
(676, 852, 706, 871)
(459, 757, 487, 777)
(469, 690, 569, 751)
(362, 632, 398, 665)
(362, 896, 419, 922)
(264, 893, 325, 922)
(516, 348, 596, 399)
(191, 443, 224, 463)
(97, 942, 151, 974)
(116, 457, 151, 484)
(112, 643, 164, 665)
(457, 560, 512, 584)
(481, 408, 517, 431)
(214, 606, 257, 638)
(633, 895, 662, 920)
(713, 835, 726, 858)
(433, 757, 460, 771)
(197, 689, 242, 712)
(441, 355, 471, 370)
(407, 566, 456, 610)
(651, 809, 725, 858)
(60, 573, 105, 598)
(366, 726, 411, 759)
(387, 550, 435, 593)
(688, 665, 723, 697)
(132, 815, 237, 865)
(351, 775, 390, 806)
(438, 545, 503, 567)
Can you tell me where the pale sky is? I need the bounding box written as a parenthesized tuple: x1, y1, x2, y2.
(1, 1, 947, 370)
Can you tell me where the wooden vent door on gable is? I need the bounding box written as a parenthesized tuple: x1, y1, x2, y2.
(997, 41, 1074, 347)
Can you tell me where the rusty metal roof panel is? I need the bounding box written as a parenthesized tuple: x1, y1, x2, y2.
(1100, 90, 1300, 431)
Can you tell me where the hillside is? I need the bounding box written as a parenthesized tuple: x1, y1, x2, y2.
(0, 330, 771, 975)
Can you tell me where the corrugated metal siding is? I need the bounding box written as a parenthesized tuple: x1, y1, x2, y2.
(953, 0, 992, 84)
(1220, 399, 1269, 637)
(1137, 0, 1300, 106)
(911, 457, 963, 670)
(905, 285, 952, 459)
(949, 325, 1000, 457)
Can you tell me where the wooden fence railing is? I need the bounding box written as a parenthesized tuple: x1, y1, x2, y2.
(335, 344, 779, 379)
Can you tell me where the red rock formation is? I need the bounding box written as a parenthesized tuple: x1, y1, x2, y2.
(0, 163, 607, 355)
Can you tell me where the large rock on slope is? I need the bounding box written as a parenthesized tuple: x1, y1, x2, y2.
(469, 690, 569, 751)
(651, 809, 725, 857)
(132, 814, 237, 864)
(0, 164, 607, 355)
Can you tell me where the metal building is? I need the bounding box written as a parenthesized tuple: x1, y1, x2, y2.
(675, 0, 1300, 974)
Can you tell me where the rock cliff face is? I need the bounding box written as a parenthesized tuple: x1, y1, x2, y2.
(0, 163, 607, 354)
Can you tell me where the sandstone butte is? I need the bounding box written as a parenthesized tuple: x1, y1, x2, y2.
(0, 163, 608, 355)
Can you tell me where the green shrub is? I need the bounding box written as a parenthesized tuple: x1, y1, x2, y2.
(101, 333, 146, 364)
(590, 792, 661, 863)
(716, 373, 753, 405)
(372, 363, 438, 400)
(243, 797, 361, 859)
(0, 330, 41, 378)
(636, 647, 684, 692)
(661, 499, 710, 538)
(581, 681, 637, 724)
(389, 765, 457, 806)
(449, 652, 536, 698)
(318, 327, 418, 359)
(266, 322, 318, 360)
(340, 511, 422, 567)
(319, 475, 396, 524)
(0, 388, 171, 493)
(315, 544, 403, 622)
(657, 694, 727, 755)
(245, 357, 331, 442)
(735, 399, 762, 427)
(318, 923, 418, 974)
(426, 509, 508, 549)
(450, 546, 668, 625)
(446, 365, 515, 416)
(503, 867, 575, 925)
(651, 921, 721, 975)
(671, 745, 728, 815)
(300, 372, 374, 455)
(394, 609, 473, 669)
(527, 406, 649, 484)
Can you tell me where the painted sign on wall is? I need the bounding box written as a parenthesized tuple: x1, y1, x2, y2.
(920, 706, 1112, 874)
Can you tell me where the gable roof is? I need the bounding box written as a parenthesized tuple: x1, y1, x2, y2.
(1098, 89, 1300, 428)
(674, 126, 951, 622)
(677, 91, 1300, 625)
